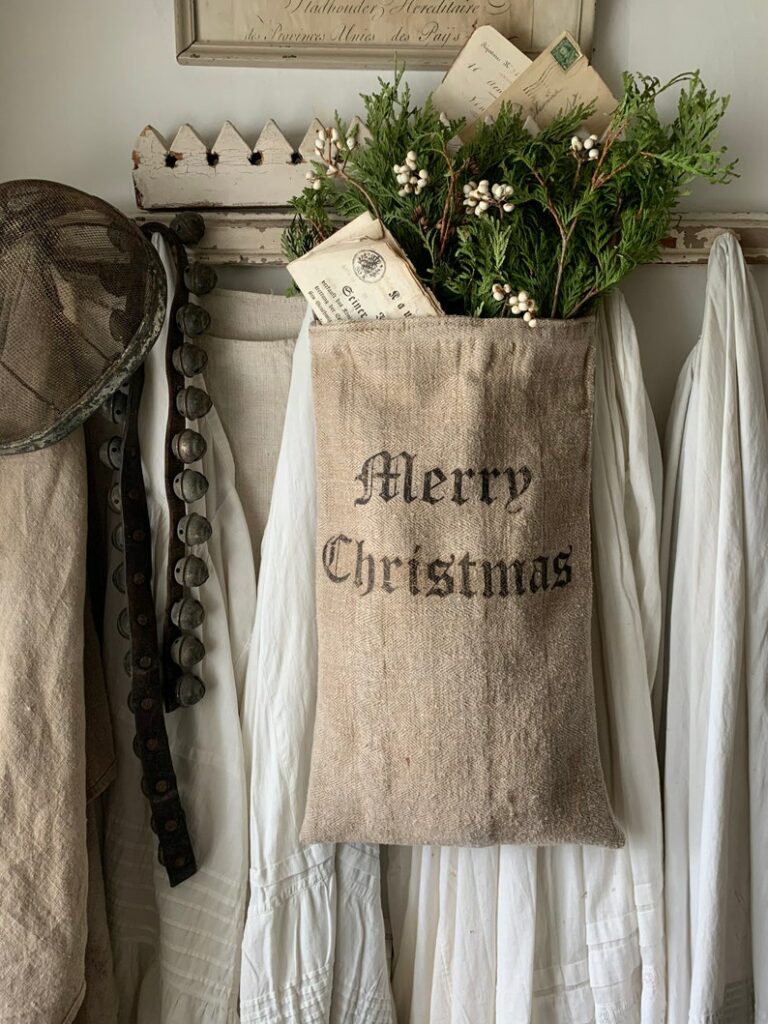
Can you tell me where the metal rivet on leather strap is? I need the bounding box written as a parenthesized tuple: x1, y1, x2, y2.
(171, 596, 205, 630)
(177, 512, 212, 546)
(170, 634, 206, 669)
(174, 554, 209, 587)
(175, 386, 212, 420)
(172, 342, 208, 378)
(171, 429, 207, 464)
(173, 469, 209, 503)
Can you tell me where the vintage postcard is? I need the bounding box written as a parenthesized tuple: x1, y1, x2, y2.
(461, 31, 618, 140)
(431, 25, 533, 125)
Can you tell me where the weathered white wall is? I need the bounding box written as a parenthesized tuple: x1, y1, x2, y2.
(1, 0, 766, 427)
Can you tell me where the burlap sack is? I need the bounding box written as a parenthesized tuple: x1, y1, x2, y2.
(302, 315, 624, 848)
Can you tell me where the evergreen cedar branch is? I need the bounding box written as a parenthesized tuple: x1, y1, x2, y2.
(283, 66, 737, 320)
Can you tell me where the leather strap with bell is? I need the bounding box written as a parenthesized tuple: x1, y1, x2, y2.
(120, 361, 196, 887)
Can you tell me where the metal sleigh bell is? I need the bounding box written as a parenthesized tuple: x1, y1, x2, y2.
(183, 263, 217, 296)
(177, 512, 212, 546)
(174, 554, 209, 588)
(176, 386, 212, 420)
(99, 435, 123, 469)
(171, 429, 207, 464)
(175, 303, 211, 338)
(172, 342, 208, 378)
(175, 673, 206, 707)
(171, 633, 206, 669)
(171, 596, 205, 631)
(173, 469, 209, 503)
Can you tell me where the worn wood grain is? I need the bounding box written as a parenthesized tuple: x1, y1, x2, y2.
(134, 209, 768, 267)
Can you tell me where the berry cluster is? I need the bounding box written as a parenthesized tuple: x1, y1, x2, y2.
(491, 284, 539, 327)
(463, 180, 515, 216)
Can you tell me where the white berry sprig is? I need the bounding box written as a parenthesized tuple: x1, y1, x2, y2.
(393, 151, 429, 197)
(491, 283, 538, 327)
(570, 133, 601, 161)
(305, 125, 359, 190)
(463, 180, 515, 217)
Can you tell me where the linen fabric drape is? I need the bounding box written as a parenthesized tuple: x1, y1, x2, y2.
(102, 245, 304, 1023)
(659, 232, 768, 1024)
(238, 310, 396, 1024)
(0, 431, 90, 1024)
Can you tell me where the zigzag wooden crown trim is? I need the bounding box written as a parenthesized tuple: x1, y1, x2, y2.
(132, 118, 367, 210)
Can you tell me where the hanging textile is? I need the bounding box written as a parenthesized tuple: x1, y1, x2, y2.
(102, 249, 306, 1021)
(385, 289, 665, 1023)
(238, 311, 396, 1024)
(659, 232, 768, 1024)
(0, 431, 91, 1023)
(194, 289, 303, 581)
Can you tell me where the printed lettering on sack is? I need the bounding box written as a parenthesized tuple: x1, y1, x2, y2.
(320, 449, 575, 600)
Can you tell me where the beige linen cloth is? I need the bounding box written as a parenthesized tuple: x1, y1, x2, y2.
(304, 315, 623, 849)
(0, 429, 117, 1024)
(197, 288, 305, 578)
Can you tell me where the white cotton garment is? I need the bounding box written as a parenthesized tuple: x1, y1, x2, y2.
(103, 242, 255, 1023)
(660, 232, 768, 1024)
(387, 290, 666, 1024)
(239, 310, 396, 1024)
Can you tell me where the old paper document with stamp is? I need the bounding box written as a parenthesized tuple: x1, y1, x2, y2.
(287, 212, 443, 324)
(464, 31, 618, 139)
(431, 25, 533, 124)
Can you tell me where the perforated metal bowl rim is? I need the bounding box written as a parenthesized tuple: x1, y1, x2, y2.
(0, 180, 167, 455)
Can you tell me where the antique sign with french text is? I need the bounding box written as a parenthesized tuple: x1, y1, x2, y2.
(175, 0, 596, 68)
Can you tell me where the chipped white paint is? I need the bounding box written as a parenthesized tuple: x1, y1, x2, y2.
(133, 117, 369, 209)
(134, 208, 768, 267)
(132, 123, 768, 264)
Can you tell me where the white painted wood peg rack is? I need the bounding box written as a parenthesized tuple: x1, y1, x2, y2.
(132, 120, 768, 267)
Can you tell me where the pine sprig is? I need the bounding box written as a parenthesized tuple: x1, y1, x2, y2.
(284, 66, 737, 319)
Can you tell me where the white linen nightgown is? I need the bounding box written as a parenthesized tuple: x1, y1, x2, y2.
(238, 311, 396, 1024)
(660, 232, 768, 1024)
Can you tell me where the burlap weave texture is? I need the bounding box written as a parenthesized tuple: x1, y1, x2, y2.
(303, 315, 624, 849)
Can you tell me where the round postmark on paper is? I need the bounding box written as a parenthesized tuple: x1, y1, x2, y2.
(352, 249, 386, 283)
